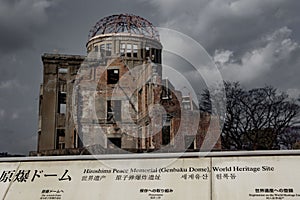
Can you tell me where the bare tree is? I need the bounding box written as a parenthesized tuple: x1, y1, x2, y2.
(200, 82, 300, 150)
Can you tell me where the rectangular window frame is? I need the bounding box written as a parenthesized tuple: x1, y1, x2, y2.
(108, 138, 122, 148)
(145, 46, 150, 58)
(100, 44, 105, 57)
(133, 44, 138, 58)
(107, 69, 119, 84)
(58, 92, 67, 114)
(185, 135, 196, 150)
(162, 114, 171, 145)
(58, 68, 68, 74)
(106, 100, 122, 122)
(120, 43, 126, 56)
(56, 129, 65, 150)
(126, 44, 132, 57)
(106, 43, 112, 56)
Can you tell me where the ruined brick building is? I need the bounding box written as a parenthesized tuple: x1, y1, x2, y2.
(37, 14, 221, 156)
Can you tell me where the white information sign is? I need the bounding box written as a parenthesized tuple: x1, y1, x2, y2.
(0, 155, 300, 200)
(212, 156, 300, 200)
(1, 158, 211, 200)
(0, 162, 20, 198)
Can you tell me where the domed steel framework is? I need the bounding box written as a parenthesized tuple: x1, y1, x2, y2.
(88, 14, 160, 41)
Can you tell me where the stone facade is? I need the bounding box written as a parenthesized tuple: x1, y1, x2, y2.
(36, 14, 221, 156)
(38, 54, 85, 152)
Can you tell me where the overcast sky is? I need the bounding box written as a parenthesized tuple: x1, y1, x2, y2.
(0, 0, 300, 154)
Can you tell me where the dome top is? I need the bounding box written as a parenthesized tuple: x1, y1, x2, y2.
(88, 14, 160, 41)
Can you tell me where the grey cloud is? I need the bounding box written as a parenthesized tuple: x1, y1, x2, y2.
(149, 0, 300, 91)
(0, 0, 56, 53)
(149, 0, 300, 54)
(216, 27, 300, 90)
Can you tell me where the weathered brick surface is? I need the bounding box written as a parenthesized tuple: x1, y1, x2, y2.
(38, 38, 221, 155)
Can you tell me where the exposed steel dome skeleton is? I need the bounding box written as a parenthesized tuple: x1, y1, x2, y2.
(88, 14, 160, 41)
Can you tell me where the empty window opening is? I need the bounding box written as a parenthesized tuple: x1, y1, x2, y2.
(113, 100, 121, 121)
(155, 49, 160, 63)
(141, 48, 144, 59)
(185, 136, 195, 150)
(107, 100, 121, 122)
(58, 92, 66, 114)
(120, 43, 126, 56)
(106, 43, 112, 56)
(108, 138, 121, 148)
(126, 44, 132, 57)
(107, 100, 113, 122)
(59, 104, 66, 114)
(182, 101, 191, 110)
(58, 92, 66, 103)
(151, 49, 155, 61)
(58, 68, 68, 74)
(107, 69, 119, 84)
(162, 114, 171, 126)
(133, 44, 138, 58)
(158, 50, 162, 63)
(100, 44, 105, 57)
(56, 129, 65, 149)
(145, 46, 150, 58)
(94, 45, 98, 52)
(146, 124, 152, 147)
(162, 87, 171, 100)
(162, 126, 171, 145)
(59, 81, 66, 93)
(162, 114, 171, 145)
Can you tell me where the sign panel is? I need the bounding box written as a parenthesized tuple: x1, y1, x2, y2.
(1, 155, 300, 199)
(0, 162, 20, 198)
(1, 158, 211, 200)
(212, 156, 300, 200)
